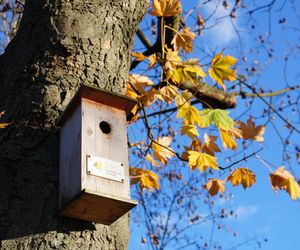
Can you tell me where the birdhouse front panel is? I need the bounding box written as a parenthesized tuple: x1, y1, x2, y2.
(81, 98, 130, 198)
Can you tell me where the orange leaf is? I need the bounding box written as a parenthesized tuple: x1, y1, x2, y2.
(203, 178, 225, 196)
(269, 166, 300, 200)
(130, 167, 160, 191)
(132, 52, 148, 61)
(149, 0, 182, 17)
(226, 168, 256, 189)
(219, 129, 237, 151)
(238, 117, 265, 142)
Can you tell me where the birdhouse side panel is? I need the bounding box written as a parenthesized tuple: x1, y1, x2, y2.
(81, 98, 130, 198)
(59, 105, 82, 208)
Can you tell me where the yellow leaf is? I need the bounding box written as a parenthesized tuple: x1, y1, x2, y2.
(203, 178, 225, 196)
(132, 52, 148, 61)
(129, 167, 160, 191)
(208, 52, 237, 90)
(219, 129, 237, 151)
(146, 154, 160, 167)
(165, 48, 182, 71)
(269, 166, 300, 200)
(171, 28, 196, 53)
(0, 111, 9, 129)
(226, 168, 256, 189)
(202, 133, 221, 156)
(177, 103, 202, 126)
(181, 139, 202, 160)
(181, 124, 199, 138)
(188, 151, 219, 172)
(174, 91, 190, 107)
(238, 117, 265, 142)
(149, 0, 182, 17)
(152, 136, 175, 165)
(157, 85, 178, 104)
(148, 54, 157, 69)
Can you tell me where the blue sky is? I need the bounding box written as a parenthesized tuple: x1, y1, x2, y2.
(129, 1, 300, 249)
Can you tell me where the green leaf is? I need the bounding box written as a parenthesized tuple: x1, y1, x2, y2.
(200, 109, 234, 130)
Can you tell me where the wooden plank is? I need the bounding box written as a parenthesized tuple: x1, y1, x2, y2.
(59, 105, 82, 208)
(81, 99, 130, 198)
(60, 189, 138, 225)
(58, 84, 136, 125)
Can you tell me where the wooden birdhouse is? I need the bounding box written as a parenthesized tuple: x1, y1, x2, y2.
(58, 84, 137, 225)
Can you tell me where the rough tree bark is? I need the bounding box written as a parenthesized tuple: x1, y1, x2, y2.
(0, 0, 148, 249)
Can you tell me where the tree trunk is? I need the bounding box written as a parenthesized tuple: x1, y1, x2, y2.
(0, 0, 148, 249)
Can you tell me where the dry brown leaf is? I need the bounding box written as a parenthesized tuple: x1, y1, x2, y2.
(171, 28, 196, 53)
(238, 117, 265, 142)
(203, 178, 226, 196)
(202, 133, 221, 156)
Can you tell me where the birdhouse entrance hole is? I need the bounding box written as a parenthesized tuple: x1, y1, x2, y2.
(99, 121, 111, 134)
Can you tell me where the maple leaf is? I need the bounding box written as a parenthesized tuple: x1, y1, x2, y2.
(238, 117, 265, 142)
(174, 90, 190, 107)
(177, 103, 202, 126)
(226, 168, 256, 189)
(182, 139, 202, 160)
(0, 111, 9, 129)
(208, 52, 237, 90)
(181, 124, 199, 138)
(129, 167, 160, 191)
(171, 28, 196, 53)
(138, 88, 159, 107)
(167, 59, 206, 85)
(157, 85, 178, 104)
(203, 178, 226, 196)
(202, 133, 221, 156)
(219, 129, 237, 151)
(149, 0, 182, 17)
(152, 136, 175, 165)
(200, 109, 235, 131)
(132, 52, 148, 61)
(269, 166, 300, 200)
(145, 154, 160, 167)
(188, 151, 219, 172)
(126, 74, 154, 99)
(165, 48, 182, 70)
(148, 54, 157, 69)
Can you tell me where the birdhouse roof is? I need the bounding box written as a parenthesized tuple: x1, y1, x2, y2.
(58, 84, 136, 125)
